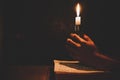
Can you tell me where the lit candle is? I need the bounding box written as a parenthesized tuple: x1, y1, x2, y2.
(75, 3, 81, 32)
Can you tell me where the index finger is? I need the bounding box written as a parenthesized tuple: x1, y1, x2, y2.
(70, 33, 87, 43)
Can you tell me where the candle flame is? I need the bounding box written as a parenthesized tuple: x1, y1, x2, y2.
(76, 3, 81, 16)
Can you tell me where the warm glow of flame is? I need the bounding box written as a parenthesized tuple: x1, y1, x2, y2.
(76, 3, 80, 16)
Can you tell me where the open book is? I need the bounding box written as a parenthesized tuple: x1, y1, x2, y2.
(54, 59, 111, 80)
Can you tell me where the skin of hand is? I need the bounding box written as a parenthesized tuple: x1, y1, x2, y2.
(66, 33, 98, 61)
(66, 33, 120, 70)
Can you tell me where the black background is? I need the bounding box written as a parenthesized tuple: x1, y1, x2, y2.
(2, 0, 120, 65)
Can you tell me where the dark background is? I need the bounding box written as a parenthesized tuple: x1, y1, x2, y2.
(1, 0, 120, 66)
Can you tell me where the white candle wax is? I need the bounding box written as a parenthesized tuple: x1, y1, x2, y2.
(75, 16, 81, 26)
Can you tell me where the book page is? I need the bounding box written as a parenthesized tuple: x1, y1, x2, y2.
(54, 60, 106, 74)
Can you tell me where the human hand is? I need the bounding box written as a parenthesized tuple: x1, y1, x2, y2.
(66, 33, 98, 62)
(66, 33, 120, 70)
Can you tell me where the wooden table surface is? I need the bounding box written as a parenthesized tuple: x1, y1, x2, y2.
(3, 65, 51, 80)
(2, 60, 117, 80)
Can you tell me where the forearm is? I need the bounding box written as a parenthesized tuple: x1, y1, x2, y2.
(83, 52, 120, 70)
